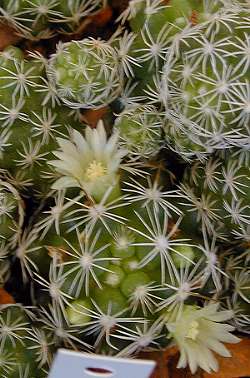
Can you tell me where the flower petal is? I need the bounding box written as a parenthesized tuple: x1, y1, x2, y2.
(52, 176, 79, 190)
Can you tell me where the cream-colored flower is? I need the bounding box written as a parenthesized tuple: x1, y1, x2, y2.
(166, 303, 240, 374)
(49, 121, 126, 201)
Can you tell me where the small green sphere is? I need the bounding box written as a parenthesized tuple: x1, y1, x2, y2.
(49, 39, 123, 109)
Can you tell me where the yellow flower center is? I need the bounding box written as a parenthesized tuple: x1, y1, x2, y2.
(86, 160, 107, 181)
(186, 320, 199, 340)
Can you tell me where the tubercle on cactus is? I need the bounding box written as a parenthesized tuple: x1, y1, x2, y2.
(128, 207, 195, 283)
(115, 320, 163, 357)
(128, 282, 161, 315)
(62, 189, 128, 234)
(122, 176, 182, 215)
(114, 105, 163, 158)
(33, 256, 71, 315)
(56, 228, 116, 297)
(37, 304, 91, 350)
(117, 0, 168, 25)
(115, 31, 141, 78)
(136, 22, 171, 71)
(73, 302, 143, 350)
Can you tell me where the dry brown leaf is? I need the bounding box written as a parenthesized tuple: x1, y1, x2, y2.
(0, 22, 22, 51)
(63, 6, 113, 38)
(81, 107, 109, 128)
(0, 288, 15, 304)
(89, 6, 113, 27)
(203, 339, 250, 378)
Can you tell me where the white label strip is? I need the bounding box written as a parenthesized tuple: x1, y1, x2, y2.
(48, 349, 155, 378)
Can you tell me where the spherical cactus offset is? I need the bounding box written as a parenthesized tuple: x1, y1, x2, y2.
(162, 4, 250, 159)
(114, 106, 163, 159)
(48, 39, 123, 109)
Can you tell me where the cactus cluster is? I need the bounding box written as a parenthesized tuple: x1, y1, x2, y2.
(0, 0, 249, 376)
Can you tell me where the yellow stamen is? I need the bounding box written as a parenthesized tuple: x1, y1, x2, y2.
(186, 320, 199, 340)
(86, 160, 107, 181)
